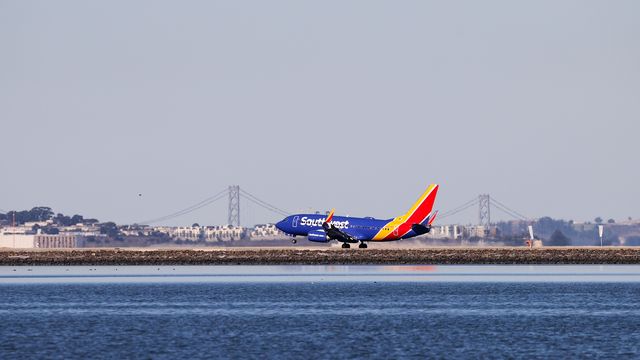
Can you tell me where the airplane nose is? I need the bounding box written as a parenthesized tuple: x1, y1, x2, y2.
(275, 219, 286, 231)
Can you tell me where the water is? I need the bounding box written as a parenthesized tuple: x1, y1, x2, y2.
(2, 266, 640, 359)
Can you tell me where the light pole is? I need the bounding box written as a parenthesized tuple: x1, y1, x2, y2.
(527, 225, 534, 248)
(598, 225, 604, 247)
(12, 212, 15, 248)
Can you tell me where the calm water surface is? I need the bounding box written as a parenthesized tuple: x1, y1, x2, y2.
(1, 266, 640, 359)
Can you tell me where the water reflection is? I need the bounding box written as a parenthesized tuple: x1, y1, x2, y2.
(1, 265, 640, 283)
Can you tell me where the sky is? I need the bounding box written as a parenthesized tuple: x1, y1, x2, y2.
(0, 0, 638, 226)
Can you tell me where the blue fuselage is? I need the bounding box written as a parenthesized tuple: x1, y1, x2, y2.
(275, 214, 421, 241)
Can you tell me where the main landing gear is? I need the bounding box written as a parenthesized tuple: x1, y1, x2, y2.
(341, 242, 368, 249)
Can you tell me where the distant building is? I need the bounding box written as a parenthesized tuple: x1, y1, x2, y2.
(0, 233, 38, 248)
(0, 227, 86, 248)
(171, 226, 203, 242)
(152, 225, 246, 242)
(202, 226, 244, 242)
(0, 233, 86, 249)
(34, 234, 85, 248)
(426, 225, 462, 240)
(119, 225, 153, 237)
(571, 222, 597, 232)
(424, 225, 499, 240)
(249, 224, 286, 241)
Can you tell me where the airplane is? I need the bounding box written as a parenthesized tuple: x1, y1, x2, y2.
(275, 184, 439, 248)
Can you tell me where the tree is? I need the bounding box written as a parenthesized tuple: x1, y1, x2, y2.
(595, 217, 603, 224)
(5, 208, 54, 224)
(100, 222, 120, 238)
(54, 213, 73, 226)
(192, 223, 200, 227)
(30, 207, 54, 221)
(534, 217, 577, 240)
(548, 229, 571, 246)
(607, 218, 615, 224)
(70, 215, 84, 224)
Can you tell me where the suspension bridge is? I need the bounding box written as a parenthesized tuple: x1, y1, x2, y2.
(137, 186, 290, 226)
(439, 194, 529, 225)
(136, 186, 530, 227)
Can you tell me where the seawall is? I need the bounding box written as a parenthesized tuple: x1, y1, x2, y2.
(2, 248, 640, 265)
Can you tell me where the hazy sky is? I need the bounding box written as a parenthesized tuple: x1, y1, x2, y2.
(1, 1, 638, 226)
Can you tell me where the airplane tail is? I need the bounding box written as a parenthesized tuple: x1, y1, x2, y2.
(400, 184, 439, 226)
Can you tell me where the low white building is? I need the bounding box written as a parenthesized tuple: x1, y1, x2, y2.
(171, 226, 203, 241)
(425, 225, 462, 240)
(0, 229, 85, 248)
(0, 234, 38, 248)
(203, 226, 244, 242)
(155, 225, 246, 242)
(249, 224, 286, 241)
(34, 234, 85, 248)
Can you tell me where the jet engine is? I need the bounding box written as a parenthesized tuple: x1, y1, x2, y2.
(307, 229, 330, 242)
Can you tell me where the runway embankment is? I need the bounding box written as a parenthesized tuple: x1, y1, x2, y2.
(2, 248, 640, 265)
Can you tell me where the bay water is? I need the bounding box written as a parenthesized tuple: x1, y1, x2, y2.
(1, 265, 639, 359)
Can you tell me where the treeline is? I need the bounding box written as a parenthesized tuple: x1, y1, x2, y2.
(495, 216, 632, 246)
(0, 207, 99, 226)
(0, 207, 125, 238)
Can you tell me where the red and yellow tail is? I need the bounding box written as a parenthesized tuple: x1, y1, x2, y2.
(372, 184, 439, 240)
(401, 184, 439, 225)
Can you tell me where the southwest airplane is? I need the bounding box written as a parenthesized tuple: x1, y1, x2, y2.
(275, 184, 439, 248)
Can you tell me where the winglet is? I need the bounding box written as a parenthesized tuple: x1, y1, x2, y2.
(325, 208, 335, 224)
(428, 210, 438, 226)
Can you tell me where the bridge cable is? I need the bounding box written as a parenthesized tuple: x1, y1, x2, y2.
(239, 189, 290, 217)
(439, 198, 479, 219)
(490, 197, 528, 220)
(137, 188, 228, 224)
(489, 201, 527, 221)
(439, 203, 478, 219)
(439, 198, 479, 216)
(240, 194, 290, 218)
(491, 203, 526, 221)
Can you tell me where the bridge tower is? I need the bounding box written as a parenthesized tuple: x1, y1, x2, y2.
(478, 194, 491, 226)
(228, 185, 240, 226)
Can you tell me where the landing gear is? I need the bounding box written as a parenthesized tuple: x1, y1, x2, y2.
(341, 243, 351, 249)
(358, 242, 368, 249)
(291, 239, 297, 244)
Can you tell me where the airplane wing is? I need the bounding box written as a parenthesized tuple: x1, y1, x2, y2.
(324, 225, 359, 243)
(322, 209, 359, 243)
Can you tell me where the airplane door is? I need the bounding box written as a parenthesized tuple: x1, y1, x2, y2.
(292, 216, 299, 228)
(393, 227, 399, 237)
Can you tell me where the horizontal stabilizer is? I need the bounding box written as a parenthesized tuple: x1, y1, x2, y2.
(411, 224, 431, 235)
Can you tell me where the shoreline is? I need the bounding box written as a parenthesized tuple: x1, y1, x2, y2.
(2, 248, 640, 265)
